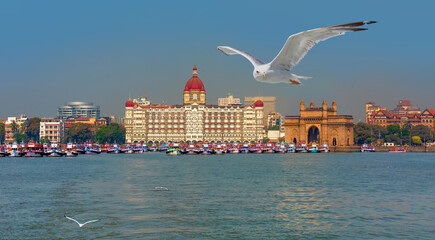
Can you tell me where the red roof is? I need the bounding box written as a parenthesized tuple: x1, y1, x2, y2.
(76, 117, 90, 121)
(125, 98, 134, 107)
(253, 100, 264, 108)
(184, 66, 205, 92)
(425, 109, 435, 115)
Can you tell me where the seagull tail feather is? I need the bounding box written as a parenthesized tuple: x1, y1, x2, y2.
(289, 74, 311, 85)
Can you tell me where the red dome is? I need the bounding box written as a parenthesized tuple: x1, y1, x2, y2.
(253, 100, 264, 107)
(125, 98, 134, 107)
(184, 66, 205, 92)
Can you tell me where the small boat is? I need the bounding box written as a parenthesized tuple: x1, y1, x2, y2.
(361, 144, 376, 152)
(167, 143, 182, 155)
(8, 143, 24, 157)
(307, 143, 318, 153)
(107, 144, 124, 154)
(65, 143, 78, 157)
(24, 142, 44, 157)
(287, 143, 296, 153)
(296, 143, 308, 153)
(318, 143, 329, 153)
(239, 143, 250, 154)
(274, 143, 287, 154)
(85, 143, 101, 154)
(388, 148, 406, 153)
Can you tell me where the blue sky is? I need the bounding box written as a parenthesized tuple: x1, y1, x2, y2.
(0, 0, 434, 121)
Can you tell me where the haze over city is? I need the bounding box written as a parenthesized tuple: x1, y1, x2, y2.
(1, 0, 434, 121)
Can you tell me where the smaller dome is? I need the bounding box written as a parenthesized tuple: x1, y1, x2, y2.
(125, 98, 134, 107)
(253, 100, 264, 107)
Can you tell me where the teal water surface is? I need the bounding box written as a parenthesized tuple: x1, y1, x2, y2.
(1, 153, 434, 239)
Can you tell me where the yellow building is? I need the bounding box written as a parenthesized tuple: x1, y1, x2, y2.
(284, 100, 354, 146)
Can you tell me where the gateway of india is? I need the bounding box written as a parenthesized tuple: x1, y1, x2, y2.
(284, 100, 354, 146)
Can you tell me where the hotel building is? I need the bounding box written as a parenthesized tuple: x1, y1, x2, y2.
(124, 67, 264, 143)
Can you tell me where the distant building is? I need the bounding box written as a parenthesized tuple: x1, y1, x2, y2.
(284, 100, 354, 146)
(218, 93, 241, 106)
(245, 96, 276, 127)
(110, 115, 124, 125)
(391, 99, 421, 115)
(365, 102, 386, 123)
(39, 118, 65, 144)
(367, 99, 433, 131)
(58, 101, 100, 119)
(4, 114, 28, 143)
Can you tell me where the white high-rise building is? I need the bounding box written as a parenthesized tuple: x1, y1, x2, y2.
(39, 118, 65, 144)
(218, 93, 241, 106)
(58, 102, 100, 119)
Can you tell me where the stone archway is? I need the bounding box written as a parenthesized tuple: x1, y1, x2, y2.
(308, 126, 320, 143)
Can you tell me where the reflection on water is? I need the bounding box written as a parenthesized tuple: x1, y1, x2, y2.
(1, 153, 434, 239)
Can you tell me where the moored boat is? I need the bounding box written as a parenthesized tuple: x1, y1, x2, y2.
(388, 148, 406, 153)
(167, 142, 182, 155)
(361, 144, 376, 152)
(65, 143, 78, 157)
(24, 142, 44, 157)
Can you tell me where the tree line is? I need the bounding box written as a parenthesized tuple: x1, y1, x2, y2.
(0, 117, 126, 144)
(354, 122, 434, 146)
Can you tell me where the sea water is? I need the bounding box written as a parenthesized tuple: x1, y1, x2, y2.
(1, 153, 434, 239)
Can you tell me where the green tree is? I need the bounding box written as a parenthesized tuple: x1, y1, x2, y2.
(94, 123, 126, 144)
(13, 132, 27, 143)
(412, 136, 422, 145)
(278, 137, 285, 143)
(262, 137, 270, 143)
(387, 124, 400, 135)
(40, 136, 51, 144)
(19, 122, 27, 134)
(64, 123, 94, 143)
(10, 121, 18, 132)
(0, 122, 5, 143)
(26, 117, 41, 141)
(268, 125, 280, 130)
(411, 125, 431, 143)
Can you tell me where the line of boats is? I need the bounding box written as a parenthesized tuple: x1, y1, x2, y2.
(165, 142, 330, 155)
(0, 142, 330, 157)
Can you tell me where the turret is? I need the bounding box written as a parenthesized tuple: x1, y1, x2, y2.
(310, 101, 314, 108)
(322, 99, 327, 111)
(332, 100, 337, 112)
(300, 100, 305, 111)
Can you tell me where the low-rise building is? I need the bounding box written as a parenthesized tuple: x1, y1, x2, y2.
(39, 118, 65, 143)
(4, 114, 28, 143)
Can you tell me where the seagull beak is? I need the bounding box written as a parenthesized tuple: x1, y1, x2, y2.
(260, 73, 265, 77)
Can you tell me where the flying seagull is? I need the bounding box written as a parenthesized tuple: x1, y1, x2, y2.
(217, 21, 376, 85)
(64, 215, 99, 228)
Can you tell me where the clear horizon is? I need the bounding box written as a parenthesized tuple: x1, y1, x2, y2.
(1, 0, 434, 122)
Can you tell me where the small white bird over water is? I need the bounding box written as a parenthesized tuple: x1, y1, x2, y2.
(217, 21, 376, 85)
(64, 215, 99, 228)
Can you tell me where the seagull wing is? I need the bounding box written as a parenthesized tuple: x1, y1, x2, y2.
(65, 215, 81, 226)
(217, 46, 265, 67)
(270, 21, 376, 71)
(82, 219, 99, 226)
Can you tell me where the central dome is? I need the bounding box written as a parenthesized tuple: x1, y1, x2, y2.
(184, 66, 205, 92)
